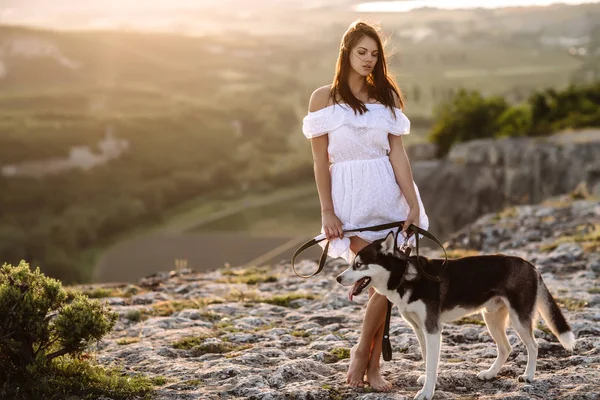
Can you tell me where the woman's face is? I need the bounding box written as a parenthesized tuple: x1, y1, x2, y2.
(349, 35, 379, 77)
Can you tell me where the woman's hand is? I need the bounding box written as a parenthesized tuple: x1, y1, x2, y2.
(322, 210, 344, 240)
(402, 206, 420, 239)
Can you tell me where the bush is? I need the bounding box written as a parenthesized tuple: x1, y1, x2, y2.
(0, 261, 152, 399)
(496, 105, 531, 138)
(429, 83, 600, 155)
(428, 89, 509, 156)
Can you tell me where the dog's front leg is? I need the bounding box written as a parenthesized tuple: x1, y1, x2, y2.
(415, 327, 441, 400)
(402, 312, 426, 361)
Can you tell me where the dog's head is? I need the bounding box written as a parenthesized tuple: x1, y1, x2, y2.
(336, 231, 414, 301)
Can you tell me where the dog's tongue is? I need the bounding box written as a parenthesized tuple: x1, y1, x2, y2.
(348, 280, 362, 302)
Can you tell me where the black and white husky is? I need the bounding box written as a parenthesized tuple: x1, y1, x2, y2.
(336, 231, 575, 400)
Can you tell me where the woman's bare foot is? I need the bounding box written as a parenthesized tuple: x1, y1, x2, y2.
(365, 367, 393, 392)
(346, 344, 369, 387)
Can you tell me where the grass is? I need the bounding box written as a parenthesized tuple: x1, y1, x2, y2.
(453, 316, 485, 326)
(125, 309, 143, 322)
(172, 334, 216, 349)
(290, 330, 310, 338)
(187, 342, 251, 357)
(200, 311, 221, 322)
(218, 266, 279, 285)
(259, 293, 316, 308)
(540, 223, 600, 253)
(321, 384, 343, 400)
(1, 356, 155, 400)
(492, 207, 519, 222)
(116, 337, 141, 345)
(588, 287, 600, 294)
(323, 347, 351, 364)
(143, 298, 224, 318)
(150, 376, 168, 386)
(540, 196, 574, 209)
(557, 297, 588, 312)
(214, 320, 241, 334)
(224, 289, 317, 308)
(76, 285, 143, 299)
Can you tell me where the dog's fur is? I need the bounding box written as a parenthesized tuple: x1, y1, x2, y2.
(336, 231, 575, 400)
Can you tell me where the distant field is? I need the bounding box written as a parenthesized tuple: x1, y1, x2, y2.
(0, 1, 595, 282)
(193, 191, 322, 237)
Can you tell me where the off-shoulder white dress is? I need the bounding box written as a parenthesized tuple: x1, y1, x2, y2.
(302, 102, 429, 262)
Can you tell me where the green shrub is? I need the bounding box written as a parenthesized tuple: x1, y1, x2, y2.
(0, 261, 151, 399)
(496, 105, 531, 138)
(429, 89, 509, 156)
(429, 83, 600, 155)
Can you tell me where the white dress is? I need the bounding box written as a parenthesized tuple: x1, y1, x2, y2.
(302, 102, 429, 262)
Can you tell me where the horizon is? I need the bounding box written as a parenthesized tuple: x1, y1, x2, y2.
(354, 0, 600, 12)
(1, 0, 599, 33)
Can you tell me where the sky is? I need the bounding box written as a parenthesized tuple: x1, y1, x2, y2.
(354, 0, 600, 12)
(0, 0, 598, 32)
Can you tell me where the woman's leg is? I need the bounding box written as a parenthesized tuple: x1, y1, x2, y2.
(346, 236, 392, 391)
(364, 288, 392, 391)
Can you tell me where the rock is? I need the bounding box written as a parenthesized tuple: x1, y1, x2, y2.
(590, 259, 600, 273)
(131, 292, 170, 305)
(75, 196, 600, 400)
(267, 360, 333, 388)
(415, 132, 600, 240)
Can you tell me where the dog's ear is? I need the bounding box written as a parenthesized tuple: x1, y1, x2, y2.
(381, 231, 396, 255)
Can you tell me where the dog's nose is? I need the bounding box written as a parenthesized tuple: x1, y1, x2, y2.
(336, 275, 342, 283)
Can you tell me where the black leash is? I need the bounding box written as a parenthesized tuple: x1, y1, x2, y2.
(291, 220, 448, 362)
(291, 221, 447, 280)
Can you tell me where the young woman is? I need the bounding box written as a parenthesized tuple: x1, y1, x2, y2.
(301, 21, 429, 391)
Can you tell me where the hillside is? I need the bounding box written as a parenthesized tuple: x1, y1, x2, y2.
(0, 1, 597, 284)
(71, 193, 600, 399)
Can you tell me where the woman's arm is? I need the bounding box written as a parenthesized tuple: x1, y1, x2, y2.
(308, 86, 343, 239)
(310, 135, 335, 214)
(389, 135, 419, 211)
(388, 95, 420, 230)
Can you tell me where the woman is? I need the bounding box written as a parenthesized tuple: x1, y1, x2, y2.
(301, 21, 429, 391)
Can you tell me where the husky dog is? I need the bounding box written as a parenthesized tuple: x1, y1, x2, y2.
(336, 231, 575, 400)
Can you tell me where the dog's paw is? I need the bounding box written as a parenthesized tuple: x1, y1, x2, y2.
(414, 388, 434, 400)
(477, 370, 498, 381)
(518, 374, 534, 383)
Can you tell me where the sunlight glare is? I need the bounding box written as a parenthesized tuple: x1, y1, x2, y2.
(354, 0, 600, 12)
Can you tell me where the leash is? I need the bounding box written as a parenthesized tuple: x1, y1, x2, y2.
(291, 220, 448, 362)
(291, 221, 447, 280)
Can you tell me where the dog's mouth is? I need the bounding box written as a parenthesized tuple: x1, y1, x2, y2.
(348, 277, 371, 301)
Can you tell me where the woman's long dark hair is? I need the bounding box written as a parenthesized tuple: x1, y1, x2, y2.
(330, 21, 404, 115)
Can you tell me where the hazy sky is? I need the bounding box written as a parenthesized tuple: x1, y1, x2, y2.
(354, 0, 600, 12)
(1, 0, 598, 32)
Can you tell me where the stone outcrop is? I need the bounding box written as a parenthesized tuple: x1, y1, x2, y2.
(75, 195, 600, 399)
(412, 129, 600, 240)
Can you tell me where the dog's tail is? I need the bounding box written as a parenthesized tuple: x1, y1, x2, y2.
(537, 278, 575, 351)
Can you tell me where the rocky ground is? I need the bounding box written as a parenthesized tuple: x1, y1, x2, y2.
(78, 194, 600, 400)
